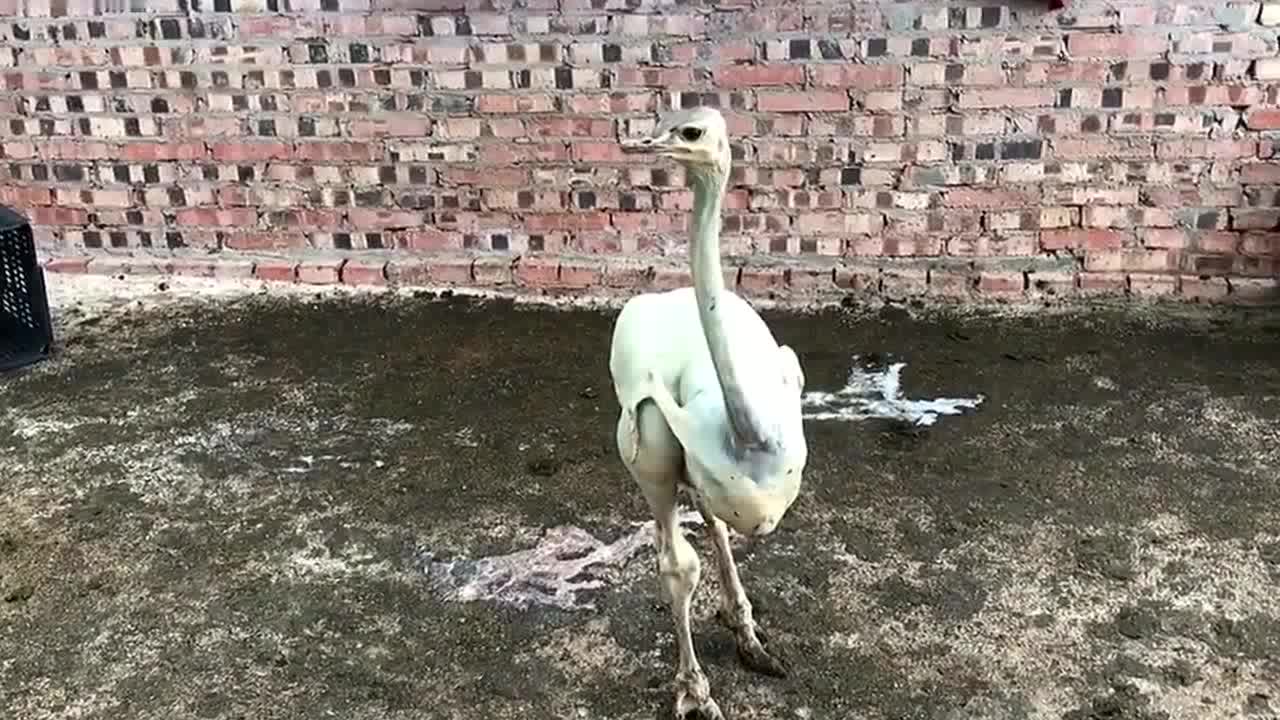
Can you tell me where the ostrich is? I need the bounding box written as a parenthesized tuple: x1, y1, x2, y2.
(608, 107, 808, 719)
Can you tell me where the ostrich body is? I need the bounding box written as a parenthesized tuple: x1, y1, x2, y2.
(607, 107, 808, 719)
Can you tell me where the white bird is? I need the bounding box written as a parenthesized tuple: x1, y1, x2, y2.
(607, 107, 808, 720)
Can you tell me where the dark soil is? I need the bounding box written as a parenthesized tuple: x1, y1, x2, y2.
(2, 285, 1278, 720)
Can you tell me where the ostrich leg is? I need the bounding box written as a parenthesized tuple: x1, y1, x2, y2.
(695, 503, 788, 678)
(616, 402, 725, 720)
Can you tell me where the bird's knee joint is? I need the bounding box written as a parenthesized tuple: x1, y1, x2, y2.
(659, 537, 701, 595)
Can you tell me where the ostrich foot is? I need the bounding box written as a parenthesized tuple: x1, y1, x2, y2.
(673, 669, 725, 720)
(716, 609, 789, 678)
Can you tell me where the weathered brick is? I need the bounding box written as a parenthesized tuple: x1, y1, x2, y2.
(1180, 276, 1230, 301)
(977, 271, 1025, 295)
(44, 256, 91, 274)
(758, 90, 849, 112)
(0, 2, 1269, 307)
(254, 260, 299, 283)
(959, 88, 1056, 109)
(1085, 249, 1177, 273)
(714, 64, 804, 87)
(812, 65, 903, 88)
(1067, 33, 1169, 58)
(944, 188, 1039, 209)
(298, 260, 346, 285)
(1042, 229, 1130, 251)
(1129, 273, 1179, 297)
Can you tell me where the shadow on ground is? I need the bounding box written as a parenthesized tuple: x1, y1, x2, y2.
(2, 279, 1279, 720)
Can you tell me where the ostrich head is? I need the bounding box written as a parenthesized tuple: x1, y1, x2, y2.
(620, 107, 732, 180)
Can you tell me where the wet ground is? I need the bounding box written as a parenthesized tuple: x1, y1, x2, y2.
(2, 275, 1279, 720)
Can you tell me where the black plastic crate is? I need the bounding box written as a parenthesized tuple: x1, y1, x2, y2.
(0, 206, 54, 372)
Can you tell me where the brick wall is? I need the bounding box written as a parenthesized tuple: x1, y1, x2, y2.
(2, 1, 1279, 304)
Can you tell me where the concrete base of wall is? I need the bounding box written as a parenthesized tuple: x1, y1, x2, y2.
(38, 250, 1280, 309)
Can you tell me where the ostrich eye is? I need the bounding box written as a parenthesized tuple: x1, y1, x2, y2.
(679, 126, 703, 142)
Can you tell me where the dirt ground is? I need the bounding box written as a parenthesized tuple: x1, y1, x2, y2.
(2, 274, 1279, 720)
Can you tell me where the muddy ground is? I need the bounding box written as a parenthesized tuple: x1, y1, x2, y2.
(2, 275, 1279, 720)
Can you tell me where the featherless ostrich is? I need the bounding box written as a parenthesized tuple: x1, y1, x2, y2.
(607, 107, 808, 720)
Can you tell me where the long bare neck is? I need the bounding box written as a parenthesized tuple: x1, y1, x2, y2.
(688, 170, 767, 451)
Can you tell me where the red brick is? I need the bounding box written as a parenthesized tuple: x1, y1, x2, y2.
(86, 256, 170, 277)
(811, 65, 903, 88)
(224, 231, 307, 250)
(265, 209, 343, 229)
(440, 168, 529, 186)
(395, 230, 463, 251)
(176, 208, 258, 227)
(1156, 139, 1255, 160)
(210, 142, 292, 162)
(1228, 277, 1280, 305)
(477, 94, 556, 113)
(928, 270, 974, 298)
(1180, 276, 1230, 302)
(881, 268, 928, 297)
(1242, 232, 1280, 256)
(1028, 272, 1078, 296)
(617, 67, 694, 87)
(299, 260, 346, 285)
(1067, 33, 1169, 58)
(797, 212, 882, 234)
(525, 212, 611, 233)
(526, 117, 613, 138)
(944, 188, 1039, 209)
(341, 260, 388, 286)
(513, 256, 559, 287)
(1041, 229, 1130, 251)
(651, 265, 738, 291)
(1142, 229, 1190, 249)
(1080, 272, 1128, 294)
(1143, 188, 1241, 207)
(481, 143, 571, 164)
(1246, 109, 1280, 130)
(603, 262, 653, 288)
(715, 64, 805, 87)
(0, 2, 1269, 308)
(348, 208, 423, 228)
(739, 267, 786, 294)
(977, 271, 1025, 295)
(254, 261, 299, 283)
(1054, 138, 1154, 160)
(473, 256, 515, 286)
(1128, 273, 1179, 297)
(1197, 232, 1240, 254)
(44, 256, 91, 274)
(1084, 249, 1176, 273)
(1233, 210, 1280, 231)
(239, 15, 324, 38)
(758, 90, 849, 112)
(385, 259, 430, 285)
(293, 142, 381, 162)
(119, 142, 206, 161)
(348, 116, 432, 137)
(1241, 163, 1280, 183)
(559, 260, 604, 289)
(958, 88, 1056, 109)
(0, 186, 54, 206)
(170, 259, 219, 277)
(570, 142, 629, 163)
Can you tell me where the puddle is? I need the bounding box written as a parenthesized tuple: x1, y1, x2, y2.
(419, 510, 704, 611)
(801, 355, 984, 426)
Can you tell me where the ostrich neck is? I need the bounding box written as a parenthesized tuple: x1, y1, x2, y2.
(689, 171, 728, 308)
(688, 169, 765, 450)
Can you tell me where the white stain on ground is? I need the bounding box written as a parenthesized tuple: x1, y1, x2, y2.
(420, 510, 704, 611)
(801, 356, 984, 426)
